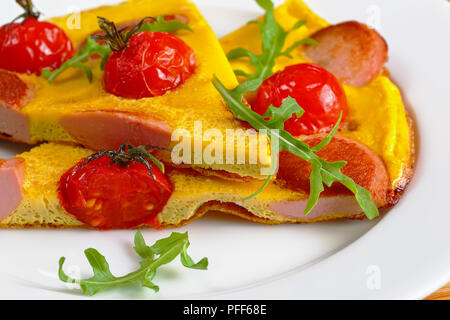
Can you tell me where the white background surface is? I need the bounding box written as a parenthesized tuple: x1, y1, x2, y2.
(0, 0, 449, 299)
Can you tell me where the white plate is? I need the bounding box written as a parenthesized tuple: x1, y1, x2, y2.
(0, 0, 449, 299)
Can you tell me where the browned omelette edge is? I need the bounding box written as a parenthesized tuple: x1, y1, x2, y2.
(384, 109, 415, 208)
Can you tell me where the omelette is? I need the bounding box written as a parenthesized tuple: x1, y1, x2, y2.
(0, 0, 414, 229)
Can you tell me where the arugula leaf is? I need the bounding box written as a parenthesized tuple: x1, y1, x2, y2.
(58, 231, 208, 296)
(42, 15, 192, 83)
(139, 15, 192, 33)
(226, 0, 317, 82)
(212, 77, 379, 220)
(42, 37, 111, 83)
(216, 0, 378, 219)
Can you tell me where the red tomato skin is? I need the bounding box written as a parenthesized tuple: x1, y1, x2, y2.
(104, 31, 196, 99)
(252, 63, 348, 136)
(0, 17, 74, 75)
(58, 156, 173, 230)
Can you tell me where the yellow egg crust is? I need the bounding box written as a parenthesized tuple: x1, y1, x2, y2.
(219, 0, 414, 191)
(12, 0, 271, 179)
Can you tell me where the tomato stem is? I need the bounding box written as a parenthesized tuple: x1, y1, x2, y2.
(15, 0, 40, 20)
(95, 17, 148, 51)
(77, 143, 169, 179)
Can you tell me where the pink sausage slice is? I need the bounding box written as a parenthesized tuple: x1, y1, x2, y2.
(0, 103, 31, 143)
(0, 158, 25, 220)
(60, 110, 172, 151)
(272, 134, 389, 219)
(0, 70, 33, 143)
(304, 21, 388, 86)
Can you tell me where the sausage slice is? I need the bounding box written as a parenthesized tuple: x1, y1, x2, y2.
(276, 134, 389, 207)
(0, 70, 33, 142)
(0, 158, 25, 220)
(304, 21, 388, 86)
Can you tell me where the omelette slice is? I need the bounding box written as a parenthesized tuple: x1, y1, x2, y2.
(220, 0, 414, 194)
(0, 0, 270, 179)
(0, 139, 388, 228)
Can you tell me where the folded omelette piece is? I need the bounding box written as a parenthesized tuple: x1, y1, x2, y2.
(220, 0, 414, 194)
(0, 0, 270, 179)
(0, 141, 386, 229)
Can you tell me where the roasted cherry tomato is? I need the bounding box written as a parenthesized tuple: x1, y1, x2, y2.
(103, 28, 195, 99)
(0, 1, 74, 75)
(252, 63, 348, 136)
(58, 145, 173, 230)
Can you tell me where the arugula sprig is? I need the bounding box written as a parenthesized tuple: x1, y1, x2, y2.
(213, 78, 379, 219)
(42, 37, 110, 83)
(58, 231, 208, 296)
(214, 0, 378, 219)
(226, 0, 317, 82)
(139, 15, 193, 33)
(42, 15, 192, 83)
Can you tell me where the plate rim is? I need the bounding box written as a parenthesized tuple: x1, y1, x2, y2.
(0, 0, 449, 299)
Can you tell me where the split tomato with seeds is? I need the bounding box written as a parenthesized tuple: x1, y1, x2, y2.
(58, 144, 173, 230)
(0, 0, 74, 75)
(96, 17, 196, 99)
(252, 63, 348, 136)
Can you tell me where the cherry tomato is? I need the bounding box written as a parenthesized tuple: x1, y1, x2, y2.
(0, 17, 74, 75)
(103, 31, 196, 99)
(252, 63, 348, 136)
(58, 155, 173, 230)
